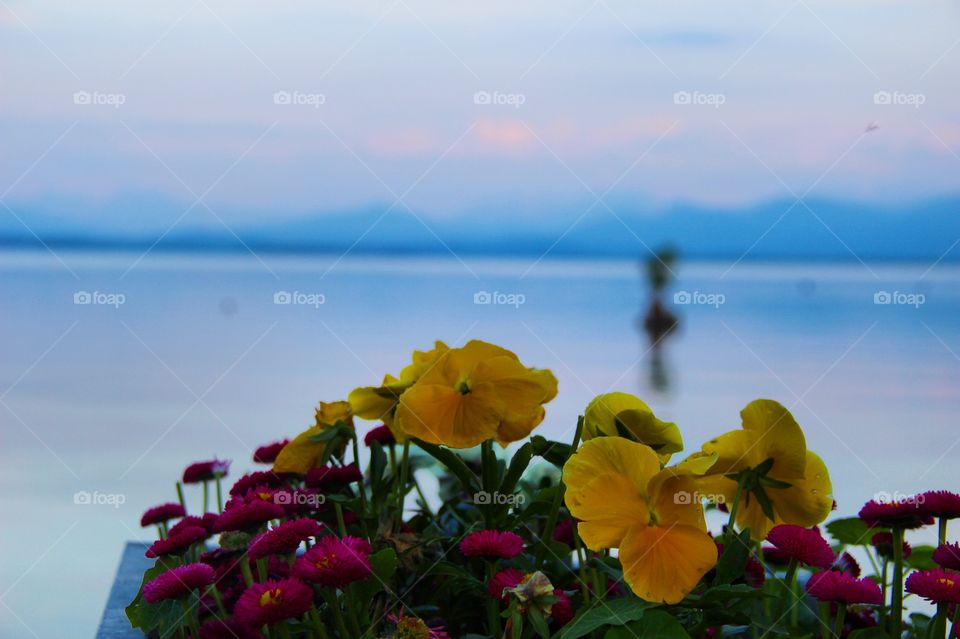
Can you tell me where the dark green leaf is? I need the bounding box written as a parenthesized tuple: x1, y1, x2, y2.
(714, 529, 751, 585)
(530, 435, 572, 468)
(501, 442, 533, 495)
(556, 596, 650, 639)
(905, 545, 937, 570)
(826, 518, 878, 546)
(603, 610, 691, 639)
(414, 439, 480, 491)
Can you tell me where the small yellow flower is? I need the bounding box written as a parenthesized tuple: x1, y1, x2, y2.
(563, 437, 717, 604)
(395, 340, 557, 449)
(688, 399, 833, 540)
(582, 392, 683, 463)
(272, 400, 353, 474)
(348, 341, 449, 442)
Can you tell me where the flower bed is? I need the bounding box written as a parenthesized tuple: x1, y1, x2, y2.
(126, 340, 960, 638)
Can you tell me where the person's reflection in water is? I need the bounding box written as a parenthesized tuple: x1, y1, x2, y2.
(639, 248, 679, 393)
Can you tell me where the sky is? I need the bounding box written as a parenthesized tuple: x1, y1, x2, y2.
(1, 0, 959, 229)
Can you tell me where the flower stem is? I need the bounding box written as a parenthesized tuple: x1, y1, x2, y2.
(535, 416, 583, 566)
(395, 441, 410, 532)
(309, 607, 331, 639)
(725, 475, 746, 542)
(175, 481, 186, 510)
(935, 517, 949, 639)
(485, 562, 503, 637)
(889, 526, 905, 637)
(832, 605, 846, 639)
(773, 558, 798, 624)
(334, 502, 348, 537)
(215, 476, 223, 513)
(202, 480, 209, 514)
(240, 559, 255, 586)
(322, 590, 352, 639)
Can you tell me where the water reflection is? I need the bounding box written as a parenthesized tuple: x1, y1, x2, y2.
(639, 248, 680, 393)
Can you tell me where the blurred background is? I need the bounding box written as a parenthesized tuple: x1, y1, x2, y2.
(1, 0, 958, 635)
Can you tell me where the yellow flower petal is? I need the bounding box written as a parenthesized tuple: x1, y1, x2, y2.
(395, 381, 504, 448)
(272, 425, 324, 474)
(771, 450, 833, 528)
(739, 399, 807, 480)
(315, 400, 353, 428)
(619, 523, 718, 604)
(570, 473, 649, 549)
(583, 393, 683, 462)
(563, 437, 661, 502)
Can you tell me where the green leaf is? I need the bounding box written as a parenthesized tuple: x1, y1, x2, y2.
(905, 545, 938, 570)
(847, 629, 893, 639)
(826, 518, 878, 546)
(530, 435, 572, 468)
(556, 596, 650, 639)
(414, 439, 480, 491)
(603, 610, 691, 639)
(307, 422, 354, 442)
(125, 557, 181, 631)
(714, 529, 751, 585)
(528, 606, 551, 639)
(353, 548, 398, 608)
(368, 440, 388, 503)
(501, 442, 533, 495)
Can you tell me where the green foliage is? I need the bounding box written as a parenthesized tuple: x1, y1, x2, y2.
(556, 596, 651, 639)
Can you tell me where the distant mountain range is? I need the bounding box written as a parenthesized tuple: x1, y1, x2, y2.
(1, 193, 958, 262)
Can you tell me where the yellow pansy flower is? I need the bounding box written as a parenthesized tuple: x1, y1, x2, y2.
(563, 437, 717, 604)
(582, 392, 683, 463)
(348, 341, 449, 442)
(690, 399, 833, 540)
(395, 340, 558, 449)
(273, 401, 354, 474)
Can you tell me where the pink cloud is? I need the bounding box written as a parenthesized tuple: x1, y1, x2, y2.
(473, 119, 536, 153)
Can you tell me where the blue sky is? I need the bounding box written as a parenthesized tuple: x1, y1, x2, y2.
(1, 0, 959, 228)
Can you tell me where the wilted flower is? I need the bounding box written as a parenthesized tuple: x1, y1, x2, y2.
(806, 570, 882, 604)
(488, 568, 525, 601)
(905, 568, 960, 604)
(933, 543, 960, 570)
(143, 563, 215, 603)
(140, 502, 186, 527)
(249, 518, 324, 560)
(253, 440, 289, 464)
(582, 392, 683, 463)
(183, 459, 231, 484)
(387, 610, 452, 639)
(293, 535, 372, 587)
(686, 399, 833, 540)
(504, 571, 557, 614)
(460, 530, 524, 559)
(145, 526, 208, 558)
(564, 437, 717, 604)
(859, 499, 932, 529)
(765, 525, 835, 569)
(305, 464, 363, 488)
(234, 578, 313, 627)
(394, 340, 558, 448)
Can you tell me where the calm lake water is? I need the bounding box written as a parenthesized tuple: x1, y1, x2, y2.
(1, 249, 957, 637)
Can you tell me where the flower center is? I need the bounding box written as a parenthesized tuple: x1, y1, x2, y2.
(937, 577, 956, 588)
(455, 378, 471, 395)
(259, 588, 283, 607)
(314, 553, 334, 570)
(396, 618, 429, 639)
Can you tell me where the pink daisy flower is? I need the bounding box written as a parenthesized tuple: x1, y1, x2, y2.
(183, 458, 231, 484)
(142, 563, 215, 603)
(293, 535, 372, 588)
(552, 519, 575, 547)
(551, 589, 575, 625)
(919, 491, 960, 520)
(871, 532, 912, 560)
(363, 424, 396, 447)
(487, 568, 524, 601)
(766, 525, 835, 569)
(168, 513, 218, 537)
(934, 543, 960, 570)
(859, 498, 932, 529)
(806, 570, 882, 605)
(234, 578, 314, 627)
(253, 440, 289, 465)
(460, 530, 524, 559)
(304, 464, 363, 488)
(833, 551, 862, 577)
(212, 500, 284, 533)
(146, 526, 208, 558)
(140, 503, 186, 527)
(762, 545, 792, 566)
(905, 569, 960, 604)
(199, 618, 264, 639)
(249, 518, 324, 560)
(230, 471, 284, 497)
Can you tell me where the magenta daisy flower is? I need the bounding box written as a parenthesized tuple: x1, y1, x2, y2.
(146, 526, 208, 558)
(304, 464, 363, 488)
(762, 545, 792, 566)
(833, 551, 862, 577)
(363, 424, 396, 447)
(293, 535, 372, 588)
(806, 570, 882, 604)
(183, 458, 231, 483)
(212, 500, 284, 533)
(142, 563, 215, 603)
(766, 525, 835, 569)
(249, 518, 325, 560)
(919, 491, 960, 520)
(253, 440, 289, 464)
(859, 498, 932, 529)
(551, 589, 574, 625)
(168, 513, 218, 537)
(234, 578, 314, 627)
(487, 568, 524, 601)
(199, 618, 264, 639)
(934, 543, 960, 570)
(552, 519, 575, 547)
(140, 502, 187, 527)
(905, 568, 960, 604)
(871, 532, 912, 560)
(230, 471, 284, 497)
(460, 530, 524, 559)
